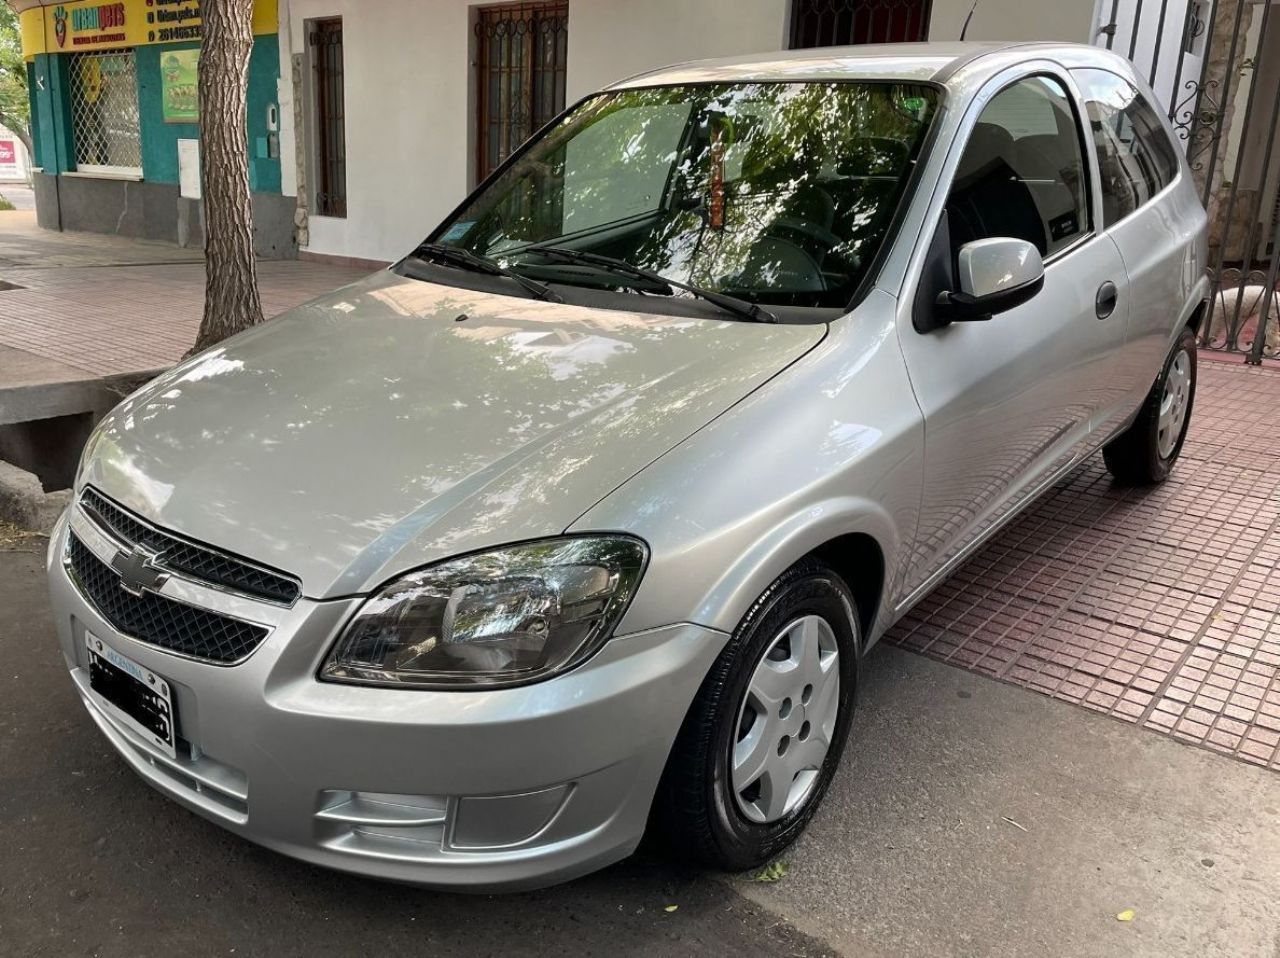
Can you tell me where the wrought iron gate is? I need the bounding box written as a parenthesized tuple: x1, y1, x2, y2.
(1102, 0, 1280, 363)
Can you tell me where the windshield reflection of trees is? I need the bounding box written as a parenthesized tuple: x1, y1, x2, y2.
(448, 82, 936, 309)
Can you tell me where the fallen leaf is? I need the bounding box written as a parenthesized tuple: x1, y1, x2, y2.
(1116, 909, 1136, 922)
(753, 860, 790, 883)
(664, 905, 678, 913)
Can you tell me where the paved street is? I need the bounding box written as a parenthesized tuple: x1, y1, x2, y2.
(3, 527, 1278, 958)
(0, 185, 36, 212)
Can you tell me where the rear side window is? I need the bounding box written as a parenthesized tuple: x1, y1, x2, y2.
(947, 75, 1089, 258)
(1073, 68, 1180, 225)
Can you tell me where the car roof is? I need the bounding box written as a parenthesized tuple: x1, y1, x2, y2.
(609, 41, 1136, 89)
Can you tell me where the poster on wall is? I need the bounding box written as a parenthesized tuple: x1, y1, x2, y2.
(161, 49, 199, 123)
(0, 140, 16, 173)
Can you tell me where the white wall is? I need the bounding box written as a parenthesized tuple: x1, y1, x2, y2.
(281, 0, 790, 263)
(280, 0, 1111, 263)
(928, 0, 1096, 43)
(282, 0, 476, 262)
(566, 0, 788, 98)
(1089, 0, 1205, 114)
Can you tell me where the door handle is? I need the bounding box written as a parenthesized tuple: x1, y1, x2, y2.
(1096, 281, 1118, 319)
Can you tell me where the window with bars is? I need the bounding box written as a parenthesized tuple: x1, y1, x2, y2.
(474, 1, 568, 183)
(309, 17, 346, 217)
(789, 0, 932, 48)
(69, 50, 142, 175)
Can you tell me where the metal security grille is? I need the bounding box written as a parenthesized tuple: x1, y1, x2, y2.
(474, 1, 568, 182)
(789, 0, 932, 48)
(1101, 0, 1280, 361)
(69, 50, 141, 174)
(310, 18, 346, 217)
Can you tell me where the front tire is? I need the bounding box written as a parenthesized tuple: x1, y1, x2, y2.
(655, 560, 859, 871)
(1103, 325, 1197, 485)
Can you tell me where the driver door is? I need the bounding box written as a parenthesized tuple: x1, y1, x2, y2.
(897, 71, 1129, 601)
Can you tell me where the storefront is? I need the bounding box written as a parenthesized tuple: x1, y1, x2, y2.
(17, 0, 293, 255)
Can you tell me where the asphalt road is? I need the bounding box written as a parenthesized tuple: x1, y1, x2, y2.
(7, 529, 1279, 957)
(0, 537, 832, 958)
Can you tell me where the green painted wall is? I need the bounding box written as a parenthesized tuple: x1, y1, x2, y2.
(28, 53, 73, 173)
(137, 40, 198, 182)
(137, 33, 282, 192)
(246, 36, 282, 194)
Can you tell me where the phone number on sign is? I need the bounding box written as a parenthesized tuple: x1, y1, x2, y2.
(151, 25, 202, 41)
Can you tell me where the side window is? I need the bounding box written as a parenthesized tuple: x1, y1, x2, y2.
(1073, 68, 1180, 225)
(947, 76, 1089, 258)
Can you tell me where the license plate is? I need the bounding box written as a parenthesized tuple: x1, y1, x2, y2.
(84, 632, 177, 759)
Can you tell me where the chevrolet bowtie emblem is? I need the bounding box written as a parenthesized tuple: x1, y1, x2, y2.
(111, 545, 170, 597)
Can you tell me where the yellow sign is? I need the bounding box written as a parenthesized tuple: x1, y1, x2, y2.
(82, 55, 102, 102)
(20, 0, 278, 59)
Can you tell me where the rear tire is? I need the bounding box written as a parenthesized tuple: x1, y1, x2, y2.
(654, 559, 859, 871)
(1103, 326, 1197, 485)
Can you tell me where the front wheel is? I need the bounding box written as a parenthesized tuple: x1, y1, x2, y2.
(1103, 325, 1197, 485)
(655, 560, 859, 871)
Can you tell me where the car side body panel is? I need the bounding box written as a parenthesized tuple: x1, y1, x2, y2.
(573, 288, 923, 645)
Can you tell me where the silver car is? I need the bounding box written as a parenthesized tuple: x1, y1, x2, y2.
(47, 42, 1206, 890)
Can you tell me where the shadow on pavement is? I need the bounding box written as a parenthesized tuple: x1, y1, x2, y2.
(0, 541, 833, 958)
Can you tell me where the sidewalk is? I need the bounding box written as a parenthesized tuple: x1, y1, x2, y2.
(887, 359, 1280, 773)
(0, 211, 368, 383)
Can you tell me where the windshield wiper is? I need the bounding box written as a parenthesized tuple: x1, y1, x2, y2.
(410, 242, 563, 303)
(525, 245, 777, 323)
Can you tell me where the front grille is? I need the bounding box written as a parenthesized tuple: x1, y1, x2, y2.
(68, 534, 269, 664)
(81, 488, 300, 604)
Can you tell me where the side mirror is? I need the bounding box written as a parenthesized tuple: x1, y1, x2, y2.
(935, 237, 1045, 323)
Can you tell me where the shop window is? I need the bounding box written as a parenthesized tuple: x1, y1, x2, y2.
(789, 0, 932, 47)
(474, 1, 568, 183)
(69, 50, 142, 176)
(309, 17, 346, 217)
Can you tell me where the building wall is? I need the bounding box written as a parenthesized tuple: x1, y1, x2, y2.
(930, 0, 1096, 43)
(566, 0, 789, 95)
(280, 0, 792, 264)
(281, 0, 1103, 264)
(19, 0, 289, 254)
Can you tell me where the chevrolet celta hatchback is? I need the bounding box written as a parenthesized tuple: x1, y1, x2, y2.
(48, 42, 1207, 890)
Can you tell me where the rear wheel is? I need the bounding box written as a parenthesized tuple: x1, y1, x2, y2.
(1103, 326, 1197, 485)
(655, 560, 859, 871)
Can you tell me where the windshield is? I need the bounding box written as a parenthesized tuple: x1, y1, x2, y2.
(423, 81, 939, 311)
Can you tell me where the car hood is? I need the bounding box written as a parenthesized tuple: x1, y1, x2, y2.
(80, 272, 826, 598)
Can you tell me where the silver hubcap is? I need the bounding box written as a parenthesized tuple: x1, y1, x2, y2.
(1157, 350, 1192, 459)
(731, 615, 840, 824)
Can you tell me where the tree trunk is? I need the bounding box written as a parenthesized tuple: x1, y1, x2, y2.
(188, 0, 262, 357)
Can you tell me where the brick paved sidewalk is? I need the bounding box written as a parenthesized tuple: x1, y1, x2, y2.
(888, 359, 1280, 772)
(0, 212, 369, 379)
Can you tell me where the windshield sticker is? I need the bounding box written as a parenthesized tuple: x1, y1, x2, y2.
(441, 221, 475, 242)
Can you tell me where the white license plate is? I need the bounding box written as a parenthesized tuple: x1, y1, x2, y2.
(84, 632, 177, 759)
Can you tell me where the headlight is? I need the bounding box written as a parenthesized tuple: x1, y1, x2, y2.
(320, 536, 647, 689)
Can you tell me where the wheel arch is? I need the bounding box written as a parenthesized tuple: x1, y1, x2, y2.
(808, 532, 885, 647)
(658, 497, 901, 653)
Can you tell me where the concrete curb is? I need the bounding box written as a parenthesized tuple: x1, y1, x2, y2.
(0, 459, 70, 533)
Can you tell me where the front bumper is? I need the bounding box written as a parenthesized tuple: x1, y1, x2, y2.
(46, 510, 726, 891)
